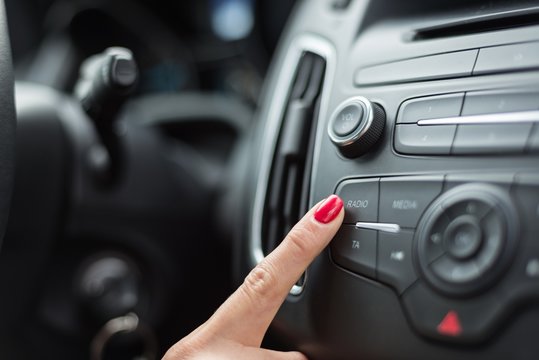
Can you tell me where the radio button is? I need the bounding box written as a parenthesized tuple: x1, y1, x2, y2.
(336, 178, 379, 223)
(452, 124, 532, 154)
(397, 93, 464, 124)
(394, 124, 456, 155)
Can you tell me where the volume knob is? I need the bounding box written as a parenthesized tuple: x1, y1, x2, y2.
(328, 96, 385, 158)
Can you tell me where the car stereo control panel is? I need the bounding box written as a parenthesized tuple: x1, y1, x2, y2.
(247, 0, 539, 358)
(331, 173, 538, 343)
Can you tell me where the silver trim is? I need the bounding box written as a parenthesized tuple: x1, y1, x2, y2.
(327, 96, 374, 147)
(355, 222, 401, 234)
(417, 110, 539, 126)
(250, 34, 336, 296)
(289, 271, 307, 296)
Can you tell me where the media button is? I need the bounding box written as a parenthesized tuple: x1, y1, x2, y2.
(379, 175, 443, 228)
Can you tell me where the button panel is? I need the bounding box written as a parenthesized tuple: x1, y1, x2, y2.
(416, 183, 518, 296)
(394, 90, 539, 156)
(331, 173, 538, 343)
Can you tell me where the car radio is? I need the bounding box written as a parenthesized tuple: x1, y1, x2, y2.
(245, 0, 539, 358)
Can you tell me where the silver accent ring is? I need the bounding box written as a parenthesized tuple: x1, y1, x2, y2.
(327, 96, 374, 147)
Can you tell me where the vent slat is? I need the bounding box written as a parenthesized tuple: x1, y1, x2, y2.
(261, 52, 326, 257)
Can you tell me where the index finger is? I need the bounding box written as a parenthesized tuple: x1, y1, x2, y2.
(206, 195, 344, 347)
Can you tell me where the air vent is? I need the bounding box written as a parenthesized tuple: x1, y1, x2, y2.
(410, 7, 539, 41)
(261, 52, 326, 256)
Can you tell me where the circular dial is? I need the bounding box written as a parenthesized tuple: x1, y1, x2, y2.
(415, 183, 519, 297)
(327, 96, 385, 158)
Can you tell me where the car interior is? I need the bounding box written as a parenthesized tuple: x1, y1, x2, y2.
(1, 0, 538, 359)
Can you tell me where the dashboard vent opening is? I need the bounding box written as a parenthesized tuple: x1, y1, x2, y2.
(261, 52, 326, 257)
(410, 7, 539, 41)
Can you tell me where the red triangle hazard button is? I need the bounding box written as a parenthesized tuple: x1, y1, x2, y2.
(436, 310, 462, 337)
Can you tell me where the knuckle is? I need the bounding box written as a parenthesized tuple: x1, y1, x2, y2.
(284, 224, 316, 258)
(241, 262, 278, 303)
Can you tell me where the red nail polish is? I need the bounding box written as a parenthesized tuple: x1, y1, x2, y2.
(314, 195, 343, 224)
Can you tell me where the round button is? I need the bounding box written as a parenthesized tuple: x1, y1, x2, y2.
(444, 215, 483, 260)
(331, 104, 364, 137)
(415, 183, 519, 297)
(327, 96, 385, 158)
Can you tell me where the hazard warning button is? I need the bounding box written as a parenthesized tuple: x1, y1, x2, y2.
(402, 282, 507, 343)
(437, 311, 462, 337)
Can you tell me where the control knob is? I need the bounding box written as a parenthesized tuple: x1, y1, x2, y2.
(327, 96, 385, 157)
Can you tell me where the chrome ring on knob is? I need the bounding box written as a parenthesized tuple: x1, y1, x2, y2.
(327, 96, 374, 147)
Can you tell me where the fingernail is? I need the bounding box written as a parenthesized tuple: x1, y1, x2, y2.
(314, 195, 343, 224)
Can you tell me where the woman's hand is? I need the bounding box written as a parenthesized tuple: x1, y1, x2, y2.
(163, 195, 344, 360)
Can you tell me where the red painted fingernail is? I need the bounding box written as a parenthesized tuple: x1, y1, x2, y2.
(314, 195, 343, 224)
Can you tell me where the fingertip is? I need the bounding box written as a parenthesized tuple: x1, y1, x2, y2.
(313, 194, 344, 224)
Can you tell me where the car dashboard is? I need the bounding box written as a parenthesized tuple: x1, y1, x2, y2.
(240, 0, 539, 358)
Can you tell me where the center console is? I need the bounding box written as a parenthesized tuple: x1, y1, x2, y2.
(242, 0, 539, 358)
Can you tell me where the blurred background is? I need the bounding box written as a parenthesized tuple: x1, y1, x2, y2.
(1, 0, 296, 359)
(7, 0, 296, 103)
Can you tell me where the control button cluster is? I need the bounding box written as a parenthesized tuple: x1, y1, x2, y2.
(331, 172, 539, 343)
(333, 175, 443, 294)
(416, 184, 518, 296)
(337, 176, 443, 228)
(394, 90, 539, 155)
